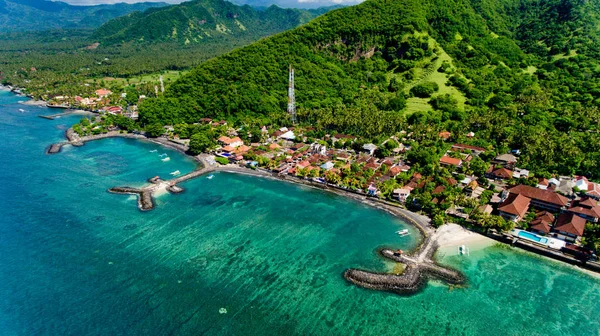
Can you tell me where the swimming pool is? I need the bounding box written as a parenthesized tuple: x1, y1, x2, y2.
(518, 230, 548, 244)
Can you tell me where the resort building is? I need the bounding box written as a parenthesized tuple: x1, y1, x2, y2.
(553, 213, 586, 243)
(505, 185, 569, 212)
(498, 193, 531, 222)
(567, 198, 600, 222)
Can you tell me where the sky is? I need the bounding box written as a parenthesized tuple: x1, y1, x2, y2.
(59, 0, 364, 8)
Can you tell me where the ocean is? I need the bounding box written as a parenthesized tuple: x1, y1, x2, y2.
(0, 89, 599, 335)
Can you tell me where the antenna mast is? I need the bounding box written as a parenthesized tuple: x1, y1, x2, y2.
(287, 65, 297, 124)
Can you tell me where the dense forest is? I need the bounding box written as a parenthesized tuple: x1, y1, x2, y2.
(139, 0, 600, 179)
(94, 0, 337, 44)
(0, 1, 336, 98)
(0, 0, 167, 31)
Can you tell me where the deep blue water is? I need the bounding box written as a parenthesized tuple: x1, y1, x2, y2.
(1, 89, 599, 335)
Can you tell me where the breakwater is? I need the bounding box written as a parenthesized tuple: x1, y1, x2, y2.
(108, 187, 154, 211)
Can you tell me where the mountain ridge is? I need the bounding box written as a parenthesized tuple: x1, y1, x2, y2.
(0, 0, 169, 31)
(92, 0, 339, 44)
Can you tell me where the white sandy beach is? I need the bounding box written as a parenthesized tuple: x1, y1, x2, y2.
(435, 223, 495, 254)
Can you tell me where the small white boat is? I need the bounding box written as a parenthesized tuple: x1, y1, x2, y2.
(458, 245, 470, 256)
(18, 109, 25, 112)
(149, 149, 157, 153)
(207, 174, 214, 180)
(170, 170, 181, 176)
(396, 229, 410, 236)
(161, 157, 170, 162)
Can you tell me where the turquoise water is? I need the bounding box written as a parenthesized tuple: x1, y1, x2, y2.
(518, 230, 548, 244)
(1, 89, 599, 335)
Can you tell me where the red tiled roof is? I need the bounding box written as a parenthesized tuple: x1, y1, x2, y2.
(507, 185, 569, 207)
(452, 143, 486, 152)
(530, 220, 551, 234)
(498, 193, 531, 218)
(555, 213, 586, 236)
(440, 155, 462, 166)
(389, 166, 401, 176)
(446, 178, 457, 186)
(432, 185, 446, 194)
(576, 198, 598, 208)
(438, 131, 451, 139)
(535, 211, 555, 223)
(491, 168, 513, 179)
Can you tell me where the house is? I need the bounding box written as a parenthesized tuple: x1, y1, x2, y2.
(498, 193, 531, 222)
(587, 182, 600, 200)
(530, 211, 555, 235)
(505, 185, 569, 212)
(95, 88, 112, 98)
(451, 143, 486, 155)
(336, 152, 350, 162)
(438, 131, 451, 140)
(218, 136, 243, 148)
(432, 185, 446, 195)
(393, 188, 412, 202)
(103, 106, 123, 115)
(575, 176, 589, 191)
(279, 130, 296, 140)
(478, 204, 493, 215)
(489, 167, 513, 180)
(548, 178, 560, 188)
(320, 161, 334, 170)
(537, 178, 549, 190)
(556, 179, 575, 195)
(388, 166, 402, 177)
(512, 168, 529, 179)
(567, 198, 600, 222)
(530, 219, 552, 235)
(493, 153, 518, 167)
(362, 143, 378, 155)
(553, 213, 586, 243)
(291, 143, 305, 151)
(367, 184, 378, 196)
(439, 155, 462, 167)
(269, 143, 281, 151)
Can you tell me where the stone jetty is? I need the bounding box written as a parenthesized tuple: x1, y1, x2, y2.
(107, 156, 217, 210)
(344, 226, 466, 295)
(46, 143, 64, 154)
(46, 128, 146, 155)
(108, 187, 154, 211)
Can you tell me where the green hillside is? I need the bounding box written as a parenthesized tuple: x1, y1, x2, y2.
(93, 0, 328, 44)
(139, 0, 600, 178)
(0, 0, 167, 32)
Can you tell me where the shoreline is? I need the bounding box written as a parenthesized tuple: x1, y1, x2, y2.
(43, 126, 600, 294)
(46, 127, 469, 295)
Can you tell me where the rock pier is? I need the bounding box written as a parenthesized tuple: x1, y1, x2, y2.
(344, 228, 466, 295)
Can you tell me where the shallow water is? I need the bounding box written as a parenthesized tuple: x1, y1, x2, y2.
(0, 90, 599, 335)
